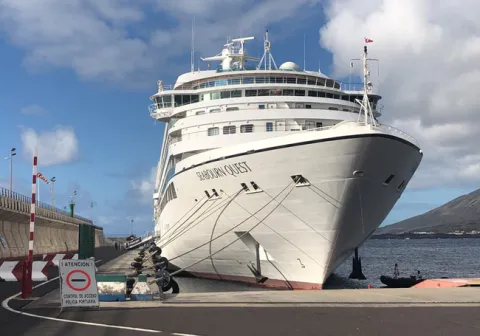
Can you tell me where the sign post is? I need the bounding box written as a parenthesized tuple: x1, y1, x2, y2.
(59, 259, 99, 310)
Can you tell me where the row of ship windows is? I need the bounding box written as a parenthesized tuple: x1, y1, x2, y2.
(206, 122, 324, 136)
(158, 182, 177, 214)
(155, 89, 377, 108)
(185, 76, 342, 90)
(195, 105, 352, 115)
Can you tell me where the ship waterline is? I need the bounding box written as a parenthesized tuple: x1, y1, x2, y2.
(154, 124, 422, 289)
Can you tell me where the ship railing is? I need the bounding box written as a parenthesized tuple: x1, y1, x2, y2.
(376, 124, 420, 148)
(153, 76, 370, 93)
(162, 120, 420, 149)
(149, 102, 383, 117)
(164, 123, 336, 147)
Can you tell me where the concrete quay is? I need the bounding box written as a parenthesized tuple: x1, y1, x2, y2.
(4, 249, 480, 336)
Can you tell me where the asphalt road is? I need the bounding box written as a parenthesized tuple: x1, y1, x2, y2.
(0, 246, 126, 335)
(2, 248, 479, 336)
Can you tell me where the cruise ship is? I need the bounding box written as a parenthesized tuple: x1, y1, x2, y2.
(149, 32, 423, 289)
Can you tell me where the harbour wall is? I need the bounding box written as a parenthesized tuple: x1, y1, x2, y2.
(0, 188, 111, 260)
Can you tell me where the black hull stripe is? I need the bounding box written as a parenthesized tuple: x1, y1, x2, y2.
(173, 133, 421, 179)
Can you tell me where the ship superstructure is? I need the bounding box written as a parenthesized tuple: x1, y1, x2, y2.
(148, 32, 422, 289)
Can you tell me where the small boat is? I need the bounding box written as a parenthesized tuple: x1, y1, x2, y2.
(380, 275, 424, 288)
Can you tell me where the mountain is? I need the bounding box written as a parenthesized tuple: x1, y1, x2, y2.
(374, 188, 480, 235)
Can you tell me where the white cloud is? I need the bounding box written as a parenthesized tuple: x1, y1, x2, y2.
(20, 125, 79, 166)
(0, 0, 320, 87)
(20, 104, 48, 116)
(320, 0, 480, 189)
(130, 167, 156, 204)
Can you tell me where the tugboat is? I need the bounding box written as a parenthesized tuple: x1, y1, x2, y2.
(380, 264, 424, 288)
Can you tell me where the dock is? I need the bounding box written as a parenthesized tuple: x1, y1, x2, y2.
(4, 249, 480, 336)
(23, 249, 480, 309)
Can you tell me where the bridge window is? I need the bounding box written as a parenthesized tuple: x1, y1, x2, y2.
(266, 122, 273, 132)
(208, 127, 219, 136)
(240, 124, 254, 133)
(221, 91, 231, 99)
(308, 91, 318, 97)
(295, 90, 305, 96)
(258, 89, 269, 96)
(283, 89, 294, 96)
(297, 78, 307, 85)
(223, 126, 236, 134)
(245, 90, 257, 97)
(231, 90, 242, 98)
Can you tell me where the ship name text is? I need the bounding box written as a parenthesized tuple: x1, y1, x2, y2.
(196, 161, 252, 181)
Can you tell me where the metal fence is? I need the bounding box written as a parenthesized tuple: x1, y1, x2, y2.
(0, 186, 93, 224)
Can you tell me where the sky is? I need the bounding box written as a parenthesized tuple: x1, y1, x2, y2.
(0, 0, 479, 236)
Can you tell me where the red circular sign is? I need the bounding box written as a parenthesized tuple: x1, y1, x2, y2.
(66, 270, 91, 291)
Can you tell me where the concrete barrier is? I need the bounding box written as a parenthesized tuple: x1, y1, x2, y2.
(96, 274, 127, 302)
(130, 274, 155, 301)
(0, 188, 111, 260)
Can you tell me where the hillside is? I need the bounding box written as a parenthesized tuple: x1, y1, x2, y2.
(374, 188, 480, 235)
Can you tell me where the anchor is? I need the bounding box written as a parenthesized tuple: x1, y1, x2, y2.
(247, 242, 268, 283)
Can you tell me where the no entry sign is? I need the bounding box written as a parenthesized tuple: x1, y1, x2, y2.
(59, 259, 99, 309)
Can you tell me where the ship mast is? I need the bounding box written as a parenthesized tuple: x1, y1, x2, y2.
(360, 38, 377, 127)
(257, 30, 278, 70)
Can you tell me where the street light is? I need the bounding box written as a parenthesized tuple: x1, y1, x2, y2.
(131, 219, 134, 236)
(50, 177, 56, 209)
(3, 148, 16, 196)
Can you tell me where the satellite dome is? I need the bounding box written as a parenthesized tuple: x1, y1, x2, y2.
(279, 61, 301, 71)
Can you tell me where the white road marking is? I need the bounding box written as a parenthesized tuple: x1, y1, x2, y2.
(1, 258, 202, 335)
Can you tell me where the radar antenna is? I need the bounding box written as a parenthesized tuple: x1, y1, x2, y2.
(201, 36, 258, 71)
(257, 30, 278, 70)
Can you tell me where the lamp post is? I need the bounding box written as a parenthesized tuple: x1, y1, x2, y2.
(131, 219, 134, 236)
(4, 148, 16, 196)
(50, 177, 56, 210)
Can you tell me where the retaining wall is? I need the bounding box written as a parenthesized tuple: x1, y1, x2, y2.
(0, 194, 110, 260)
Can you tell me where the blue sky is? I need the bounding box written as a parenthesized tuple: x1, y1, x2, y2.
(0, 0, 478, 236)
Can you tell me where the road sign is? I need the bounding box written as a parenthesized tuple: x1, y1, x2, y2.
(59, 259, 99, 309)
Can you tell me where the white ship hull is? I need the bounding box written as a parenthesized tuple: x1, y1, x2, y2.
(154, 122, 422, 289)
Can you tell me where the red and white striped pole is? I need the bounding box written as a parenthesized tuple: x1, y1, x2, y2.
(29, 147, 38, 263)
(22, 147, 38, 297)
